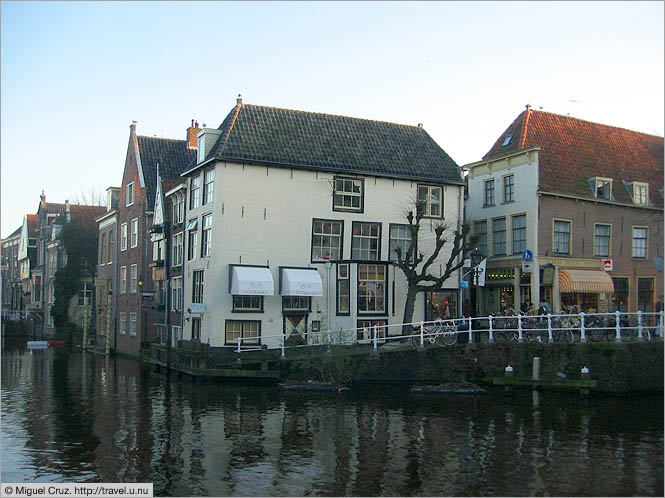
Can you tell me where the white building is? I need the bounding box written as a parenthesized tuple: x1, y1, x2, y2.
(177, 98, 465, 348)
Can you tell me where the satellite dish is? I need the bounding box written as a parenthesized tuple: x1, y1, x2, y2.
(655, 256, 664, 272)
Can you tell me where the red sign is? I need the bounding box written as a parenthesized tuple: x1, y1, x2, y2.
(603, 259, 613, 271)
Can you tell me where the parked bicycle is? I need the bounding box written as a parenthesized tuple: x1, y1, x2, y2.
(410, 319, 458, 348)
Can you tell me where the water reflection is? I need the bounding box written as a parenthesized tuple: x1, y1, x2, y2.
(2, 337, 663, 496)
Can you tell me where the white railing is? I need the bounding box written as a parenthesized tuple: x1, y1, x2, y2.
(228, 310, 664, 357)
(1, 310, 26, 321)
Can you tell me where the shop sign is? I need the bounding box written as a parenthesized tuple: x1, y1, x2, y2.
(522, 262, 533, 273)
(603, 259, 613, 271)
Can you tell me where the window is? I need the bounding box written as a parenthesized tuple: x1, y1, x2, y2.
(129, 312, 137, 336)
(120, 266, 127, 294)
(594, 178, 612, 200)
(356, 319, 387, 343)
(172, 325, 182, 343)
(311, 219, 343, 262)
(632, 227, 648, 259)
(337, 263, 350, 315)
(171, 277, 183, 311)
(172, 232, 183, 266)
(126, 182, 134, 206)
(130, 264, 138, 293)
(121, 223, 128, 251)
(191, 317, 201, 341)
(425, 290, 458, 320)
(130, 218, 138, 248)
(282, 296, 310, 313)
(188, 230, 198, 261)
(203, 168, 215, 205)
(119, 312, 126, 335)
(190, 175, 200, 210)
(389, 224, 413, 262)
(417, 185, 442, 217)
(484, 179, 495, 206)
(100, 233, 107, 265)
(108, 230, 114, 263)
(492, 218, 506, 256)
(632, 183, 649, 206)
(502, 134, 513, 147)
(512, 215, 526, 255)
(611, 277, 629, 312)
(201, 214, 212, 257)
(233, 295, 263, 312)
(553, 220, 571, 255)
(503, 175, 514, 203)
(638, 278, 654, 312)
(357, 264, 386, 314)
(172, 194, 184, 224)
(153, 239, 164, 262)
(78, 283, 92, 306)
(225, 320, 260, 345)
(474, 220, 488, 257)
(192, 270, 204, 303)
(333, 177, 363, 212)
(351, 222, 381, 260)
(594, 224, 611, 257)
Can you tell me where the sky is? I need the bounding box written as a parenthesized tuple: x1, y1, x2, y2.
(1, 1, 663, 238)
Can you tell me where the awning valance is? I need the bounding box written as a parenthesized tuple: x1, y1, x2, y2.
(281, 268, 323, 296)
(230, 266, 274, 296)
(559, 269, 614, 294)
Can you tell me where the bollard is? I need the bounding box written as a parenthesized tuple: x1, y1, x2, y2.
(580, 366, 590, 397)
(615, 311, 622, 343)
(532, 357, 541, 381)
(504, 365, 514, 395)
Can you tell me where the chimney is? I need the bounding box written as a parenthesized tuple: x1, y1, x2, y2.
(417, 123, 423, 128)
(65, 199, 71, 222)
(525, 103, 532, 112)
(40, 190, 46, 210)
(237, 93, 243, 106)
(187, 119, 201, 150)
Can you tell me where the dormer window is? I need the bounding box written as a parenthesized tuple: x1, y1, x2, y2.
(630, 182, 649, 206)
(501, 134, 513, 147)
(198, 135, 205, 163)
(590, 177, 612, 201)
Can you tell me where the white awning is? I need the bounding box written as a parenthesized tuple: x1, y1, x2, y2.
(281, 268, 323, 296)
(230, 266, 274, 296)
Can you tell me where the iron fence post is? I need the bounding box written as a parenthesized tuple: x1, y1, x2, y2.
(547, 314, 553, 343)
(420, 321, 424, 347)
(580, 312, 587, 343)
(518, 314, 524, 343)
(637, 310, 643, 341)
(615, 311, 622, 343)
(488, 316, 494, 343)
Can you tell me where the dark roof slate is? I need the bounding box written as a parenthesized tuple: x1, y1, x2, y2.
(484, 110, 664, 208)
(186, 103, 461, 183)
(137, 136, 197, 208)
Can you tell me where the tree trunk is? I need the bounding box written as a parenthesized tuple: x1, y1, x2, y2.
(401, 285, 418, 335)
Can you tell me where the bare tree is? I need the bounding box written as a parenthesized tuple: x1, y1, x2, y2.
(391, 199, 475, 331)
(71, 186, 105, 206)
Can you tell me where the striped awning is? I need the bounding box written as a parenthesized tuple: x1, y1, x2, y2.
(559, 269, 614, 294)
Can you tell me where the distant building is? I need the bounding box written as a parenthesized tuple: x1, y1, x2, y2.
(464, 106, 663, 316)
(2, 224, 24, 319)
(114, 121, 197, 357)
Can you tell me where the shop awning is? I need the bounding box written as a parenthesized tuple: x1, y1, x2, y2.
(559, 269, 614, 294)
(230, 266, 274, 295)
(281, 268, 323, 296)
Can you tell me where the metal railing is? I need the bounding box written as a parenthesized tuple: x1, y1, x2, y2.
(228, 310, 665, 358)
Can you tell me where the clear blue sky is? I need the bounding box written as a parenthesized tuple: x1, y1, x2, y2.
(2, 1, 663, 237)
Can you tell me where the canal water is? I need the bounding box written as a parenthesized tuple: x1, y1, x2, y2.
(1, 336, 663, 497)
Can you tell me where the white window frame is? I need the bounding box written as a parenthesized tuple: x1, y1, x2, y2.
(120, 266, 127, 294)
(172, 194, 184, 224)
(632, 226, 648, 259)
(333, 176, 363, 212)
(126, 182, 134, 207)
(171, 277, 183, 311)
(201, 214, 212, 257)
(203, 168, 215, 205)
(594, 177, 612, 201)
(417, 184, 443, 218)
(190, 175, 201, 210)
(192, 270, 204, 303)
(357, 263, 387, 314)
(172, 232, 183, 266)
(130, 264, 138, 293)
(130, 218, 139, 248)
(389, 224, 413, 262)
(129, 312, 137, 336)
(119, 312, 126, 335)
(121, 223, 128, 251)
(632, 182, 649, 206)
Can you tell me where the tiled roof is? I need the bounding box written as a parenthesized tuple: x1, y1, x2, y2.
(4, 225, 22, 240)
(137, 136, 197, 208)
(186, 103, 461, 183)
(69, 205, 107, 231)
(484, 109, 664, 208)
(26, 214, 38, 237)
(45, 202, 66, 215)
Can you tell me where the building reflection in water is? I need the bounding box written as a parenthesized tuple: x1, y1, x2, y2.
(1, 342, 663, 497)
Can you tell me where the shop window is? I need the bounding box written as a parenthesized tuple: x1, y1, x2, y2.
(638, 278, 654, 312)
(225, 320, 260, 345)
(337, 263, 350, 315)
(425, 290, 458, 321)
(611, 277, 629, 312)
(357, 264, 386, 314)
(357, 319, 387, 343)
(233, 295, 263, 312)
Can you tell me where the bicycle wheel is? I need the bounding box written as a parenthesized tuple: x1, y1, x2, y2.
(410, 335, 422, 349)
(437, 330, 457, 346)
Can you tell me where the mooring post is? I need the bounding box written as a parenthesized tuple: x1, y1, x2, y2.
(532, 357, 541, 381)
(580, 366, 590, 397)
(504, 364, 514, 395)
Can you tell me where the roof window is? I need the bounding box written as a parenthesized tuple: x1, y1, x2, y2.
(501, 134, 514, 147)
(589, 177, 613, 201)
(626, 181, 649, 206)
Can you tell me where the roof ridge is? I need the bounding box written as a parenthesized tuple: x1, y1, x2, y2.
(137, 135, 187, 143)
(531, 109, 663, 139)
(519, 109, 531, 149)
(216, 103, 243, 157)
(241, 103, 426, 130)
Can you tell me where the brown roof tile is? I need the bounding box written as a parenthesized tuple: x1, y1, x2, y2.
(484, 110, 664, 208)
(69, 205, 107, 231)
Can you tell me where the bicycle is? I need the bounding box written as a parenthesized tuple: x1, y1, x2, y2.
(410, 320, 458, 348)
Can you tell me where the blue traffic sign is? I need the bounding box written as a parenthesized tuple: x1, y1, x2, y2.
(522, 250, 533, 262)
